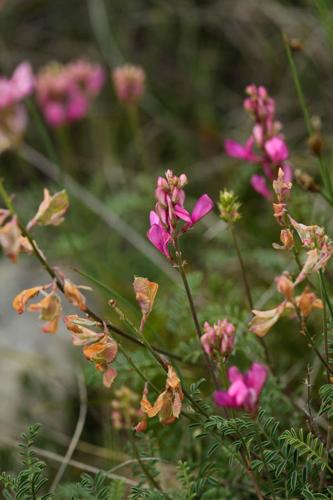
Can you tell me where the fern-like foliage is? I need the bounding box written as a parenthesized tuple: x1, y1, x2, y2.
(319, 384, 333, 419)
(0, 423, 52, 500)
(55, 472, 125, 500)
(280, 429, 331, 472)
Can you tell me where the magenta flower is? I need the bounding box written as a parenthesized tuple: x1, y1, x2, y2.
(147, 170, 214, 258)
(36, 60, 105, 127)
(225, 84, 292, 199)
(214, 363, 268, 414)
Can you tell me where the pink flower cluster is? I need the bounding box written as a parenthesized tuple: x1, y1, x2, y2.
(214, 362, 268, 414)
(112, 64, 145, 104)
(201, 319, 235, 360)
(147, 170, 214, 258)
(36, 60, 105, 127)
(0, 62, 34, 152)
(225, 85, 292, 199)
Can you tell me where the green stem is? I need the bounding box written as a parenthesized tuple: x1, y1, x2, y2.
(319, 270, 333, 321)
(174, 238, 220, 389)
(230, 225, 253, 310)
(283, 34, 333, 201)
(129, 431, 164, 493)
(26, 98, 59, 165)
(126, 104, 149, 171)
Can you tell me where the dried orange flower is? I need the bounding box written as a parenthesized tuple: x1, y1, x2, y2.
(275, 272, 294, 300)
(135, 365, 183, 431)
(273, 229, 294, 251)
(12, 286, 45, 314)
(28, 292, 62, 333)
(295, 289, 323, 317)
(133, 276, 158, 329)
(64, 315, 118, 387)
(0, 216, 24, 262)
(64, 279, 88, 311)
(13, 283, 62, 333)
(249, 272, 323, 337)
(249, 302, 287, 338)
(27, 188, 69, 230)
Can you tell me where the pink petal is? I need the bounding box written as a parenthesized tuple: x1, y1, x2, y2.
(103, 367, 117, 388)
(228, 366, 243, 383)
(265, 137, 288, 163)
(190, 194, 214, 224)
(282, 162, 293, 182)
(11, 62, 35, 100)
(229, 380, 249, 406)
(44, 102, 66, 127)
(149, 210, 160, 226)
(147, 224, 171, 258)
(174, 204, 192, 224)
(250, 175, 272, 200)
(214, 390, 236, 408)
(224, 138, 257, 162)
(67, 92, 88, 121)
(244, 363, 268, 394)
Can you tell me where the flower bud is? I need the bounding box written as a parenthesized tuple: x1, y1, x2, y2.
(275, 272, 294, 300)
(218, 190, 241, 224)
(112, 64, 145, 105)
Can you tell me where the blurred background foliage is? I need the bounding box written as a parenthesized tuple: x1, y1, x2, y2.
(1, 0, 333, 494)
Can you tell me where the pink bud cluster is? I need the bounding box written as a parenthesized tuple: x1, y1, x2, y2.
(36, 60, 105, 127)
(147, 170, 214, 258)
(214, 362, 268, 414)
(225, 85, 292, 199)
(201, 319, 235, 360)
(112, 64, 145, 104)
(0, 62, 34, 152)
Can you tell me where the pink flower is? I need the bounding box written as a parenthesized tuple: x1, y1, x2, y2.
(36, 60, 104, 127)
(112, 64, 145, 104)
(225, 85, 292, 199)
(251, 175, 271, 200)
(265, 137, 289, 164)
(214, 363, 268, 414)
(0, 62, 34, 152)
(147, 171, 214, 257)
(224, 137, 257, 162)
(201, 319, 235, 359)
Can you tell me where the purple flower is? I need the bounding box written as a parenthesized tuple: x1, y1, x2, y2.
(214, 363, 268, 414)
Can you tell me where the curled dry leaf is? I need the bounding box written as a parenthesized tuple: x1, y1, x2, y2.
(27, 188, 69, 230)
(133, 276, 158, 327)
